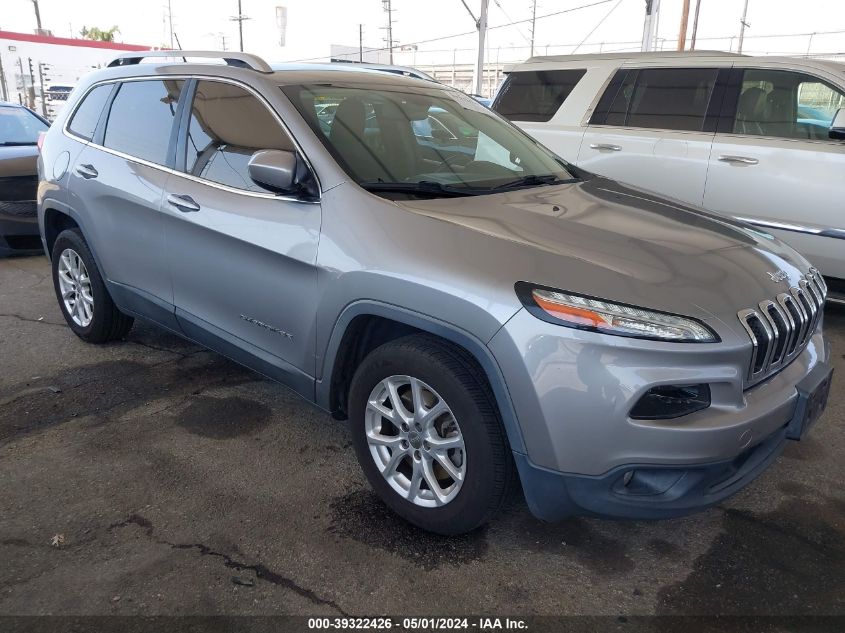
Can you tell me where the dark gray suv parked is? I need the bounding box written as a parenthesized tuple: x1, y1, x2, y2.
(38, 51, 832, 534)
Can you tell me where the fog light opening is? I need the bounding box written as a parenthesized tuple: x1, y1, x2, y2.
(629, 384, 711, 420)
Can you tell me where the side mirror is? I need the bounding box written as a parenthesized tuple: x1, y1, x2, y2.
(248, 149, 296, 193)
(829, 108, 845, 141)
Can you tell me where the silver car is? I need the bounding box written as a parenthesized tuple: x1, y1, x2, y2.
(38, 51, 832, 535)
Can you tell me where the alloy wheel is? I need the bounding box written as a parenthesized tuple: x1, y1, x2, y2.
(57, 248, 94, 327)
(364, 375, 466, 507)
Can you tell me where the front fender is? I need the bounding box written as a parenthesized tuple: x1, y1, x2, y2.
(317, 300, 526, 455)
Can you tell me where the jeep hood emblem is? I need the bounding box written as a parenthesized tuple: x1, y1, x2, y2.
(767, 270, 789, 283)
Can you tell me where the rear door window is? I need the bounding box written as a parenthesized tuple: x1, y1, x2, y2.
(492, 69, 587, 122)
(67, 84, 113, 141)
(102, 79, 184, 165)
(601, 68, 718, 132)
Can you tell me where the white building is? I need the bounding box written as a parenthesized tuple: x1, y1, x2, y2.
(0, 30, 151, 119)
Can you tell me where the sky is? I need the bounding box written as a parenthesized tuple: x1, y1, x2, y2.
(3, 0, 845, 67)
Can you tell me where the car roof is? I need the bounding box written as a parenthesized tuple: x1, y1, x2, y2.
(82, 51, 445, 93)
(505, 50, 845, 74)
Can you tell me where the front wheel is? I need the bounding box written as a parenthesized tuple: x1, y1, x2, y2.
(348, 334, 514, 535)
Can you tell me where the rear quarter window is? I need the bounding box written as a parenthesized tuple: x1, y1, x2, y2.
(492, 69, 587, 122)
(67, 84, 113, 141)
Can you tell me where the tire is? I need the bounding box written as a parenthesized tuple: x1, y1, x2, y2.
(348, 334, 515, 535)
(51, 228, 133, 343)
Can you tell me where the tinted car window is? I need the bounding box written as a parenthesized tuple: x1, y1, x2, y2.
(184, 80, 294, 192)
(0, 106, 48, 145)
(103, 80, 184, 165)
(493, 69, 587, 122)
(732, 68, 845, 140)
(604, 68, 718, 131)
(67, 84, 112, 141)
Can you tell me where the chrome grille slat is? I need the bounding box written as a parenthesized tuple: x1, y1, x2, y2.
(776, 293, 801, 356)
(810, 267, 828, 295)
(737, 272, 826, 382)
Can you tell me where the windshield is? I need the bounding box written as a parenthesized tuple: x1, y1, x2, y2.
(0, 106, 48, 145)
(282, 83, 576, 197)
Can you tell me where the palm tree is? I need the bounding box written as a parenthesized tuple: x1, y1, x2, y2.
(79, 25, 120, 42)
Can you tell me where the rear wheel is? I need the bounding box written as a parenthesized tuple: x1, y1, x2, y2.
(348, 334, 514, 535)
(51, 228, 133, 343)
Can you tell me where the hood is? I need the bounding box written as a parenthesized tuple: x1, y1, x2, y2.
(0, 145, 39, 178)
(394, 176, 810, 336)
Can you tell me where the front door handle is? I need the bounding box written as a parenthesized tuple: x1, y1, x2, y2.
(718, 155, 759, 165)
(166, 193, 201, 213)
(75, 164, 98, 179)
(589, 143, 622, 152)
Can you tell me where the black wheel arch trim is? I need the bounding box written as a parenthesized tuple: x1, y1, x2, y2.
(40, 201, 104, 268)
(317, 300, 527, 455)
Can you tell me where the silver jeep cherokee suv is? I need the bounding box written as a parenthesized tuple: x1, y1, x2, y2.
(38, 51, 832, 535)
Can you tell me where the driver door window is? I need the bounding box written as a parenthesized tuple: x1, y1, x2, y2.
(185, 80, 296, 192)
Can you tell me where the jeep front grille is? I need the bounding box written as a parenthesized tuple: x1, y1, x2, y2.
(737, 268, 827, 383)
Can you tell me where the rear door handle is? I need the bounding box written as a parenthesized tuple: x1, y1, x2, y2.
(75, 164, 98, 179)
(589, 143, 622, 152)
(718, 155, 759, 165)
(166, 193, 201, 213)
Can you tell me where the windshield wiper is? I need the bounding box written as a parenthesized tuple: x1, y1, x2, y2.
(0, 141, 38, 147)
(493, 174, 572, 190)
(359, 180, 481, 197)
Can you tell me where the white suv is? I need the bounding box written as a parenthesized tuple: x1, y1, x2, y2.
(492, 51, 845, 301)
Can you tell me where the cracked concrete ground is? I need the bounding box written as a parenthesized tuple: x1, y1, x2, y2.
(1, 254, 844, 617)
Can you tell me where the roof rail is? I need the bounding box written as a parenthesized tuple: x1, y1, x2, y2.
(522, 50, 746, 63)
(107, 50, 274, 73)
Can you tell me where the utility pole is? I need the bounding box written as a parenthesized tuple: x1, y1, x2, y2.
(690, 0, 702, 50)
(458, 0, 488, 93)
(677, 0, 690, 51)
(0, 54, 8, 102)
(31, 0, 43, 32)
(529, 0, 537, 58)
(738, 0, 750, 54)
(382, 0, 394, 64)
(359, 24, 363, 61)
(474, 0, 489, 95)
(237, 0, 244, 52)
(167, 0, 174, 49)
(230, 0, 250, 52)
(640, 0, 660, 52)
(38, 62, 47, 117)
(26, 57, 36, 110)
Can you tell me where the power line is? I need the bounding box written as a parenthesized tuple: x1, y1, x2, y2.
(572, 0, 624, 54)
(492, 0, 532, 47)
(280, 0, 616, 62)
(383, 26, 845, 60)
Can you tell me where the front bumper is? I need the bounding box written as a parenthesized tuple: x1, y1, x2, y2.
(0, 201, 41, 255)
(489, 307, 830, 520)
(513, 423, 789, 520)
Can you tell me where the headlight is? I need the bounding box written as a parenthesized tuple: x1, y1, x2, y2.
(516, 283, 718, 343)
